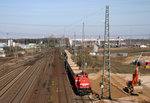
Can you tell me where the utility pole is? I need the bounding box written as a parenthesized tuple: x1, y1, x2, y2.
(101, 5, 111, 99)
(15, 40, 18, 63)
(7, 33, 12, 52)
(149, 37, 150, 48)
(82, 22, 86, 72)
(74, 32, 76, 63)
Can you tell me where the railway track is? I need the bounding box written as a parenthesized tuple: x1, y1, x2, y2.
(0, 66, 28, 91)
(19, 52, 52, 103)
(0, 50, 50, 103)
(0, 66, 30, 96)
(57, 61, 62, 103)
(34, 50, 54, 103)
(57, 57, 69, 103)
(10, 60, 44, 103)
(25, 48, 63, 103)
(0, 66, 23, 81)
(49, 49, 72, 103)
(0, 53, 44, 78)
(0, 58, 45, 103)
(73, 95, 94, 103)
(42, 55, 54, 103)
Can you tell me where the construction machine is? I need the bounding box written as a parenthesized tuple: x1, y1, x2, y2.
(124, 67, 143, 95)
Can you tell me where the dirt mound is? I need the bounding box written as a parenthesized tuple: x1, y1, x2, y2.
(89, 71, 128, 99)
(89, 71, 103, 80)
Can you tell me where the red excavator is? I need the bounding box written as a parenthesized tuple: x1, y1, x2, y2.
(124, 67, 143, 94)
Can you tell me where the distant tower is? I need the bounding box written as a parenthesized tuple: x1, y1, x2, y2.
(101, 5, 111, 99)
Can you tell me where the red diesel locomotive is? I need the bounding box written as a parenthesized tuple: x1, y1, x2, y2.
(75, 72, 92, 95)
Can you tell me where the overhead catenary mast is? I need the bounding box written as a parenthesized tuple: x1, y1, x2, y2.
(101, 5, 111, 99)
(74, 32, 76, 63)
(82, 22, 86, 72)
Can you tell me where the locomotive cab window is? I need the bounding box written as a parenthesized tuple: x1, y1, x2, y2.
(77, 75, 83, 77)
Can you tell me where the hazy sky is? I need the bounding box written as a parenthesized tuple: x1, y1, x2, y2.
(0, 0, 150, 39)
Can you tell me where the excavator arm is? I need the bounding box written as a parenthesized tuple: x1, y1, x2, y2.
(132, 67, 139, 86)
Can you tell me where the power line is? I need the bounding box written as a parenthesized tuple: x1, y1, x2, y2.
(1, 22, 150, 27)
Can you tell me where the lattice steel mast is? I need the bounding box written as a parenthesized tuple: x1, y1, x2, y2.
(101, 5, 111, 99)
(74, 32, 76, 63)
(82, 22, 86, 72)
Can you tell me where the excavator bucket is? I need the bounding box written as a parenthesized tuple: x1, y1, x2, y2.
(132, 86, 143, 94)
